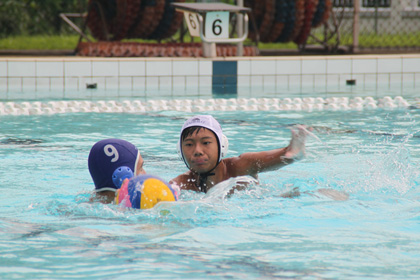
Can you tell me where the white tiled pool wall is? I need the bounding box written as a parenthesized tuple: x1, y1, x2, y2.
(0, 54, 419, 100)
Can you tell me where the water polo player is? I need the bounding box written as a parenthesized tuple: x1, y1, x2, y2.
(171, 115, 309, 193)
(88, 138, 146, 203)
(88, 139, 178, 208)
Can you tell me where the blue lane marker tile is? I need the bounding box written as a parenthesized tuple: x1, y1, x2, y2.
(212, 61, 237, 95)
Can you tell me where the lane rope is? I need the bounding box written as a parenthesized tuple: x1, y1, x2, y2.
(0, 96, 416, 116)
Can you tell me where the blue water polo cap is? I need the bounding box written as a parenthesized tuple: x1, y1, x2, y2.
(88, 138, 139, 192)
(112, 166, 134, 189)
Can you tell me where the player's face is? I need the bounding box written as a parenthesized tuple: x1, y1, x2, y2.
(182, 128, 218, 173)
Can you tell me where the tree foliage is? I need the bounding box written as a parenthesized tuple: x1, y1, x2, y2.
(0, 0, 86, 38)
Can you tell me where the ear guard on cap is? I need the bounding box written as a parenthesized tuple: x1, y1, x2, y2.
(220, 134, 229, 158)
(112, 166, 134, 188)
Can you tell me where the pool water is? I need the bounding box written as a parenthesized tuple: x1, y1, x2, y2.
(1, 103, 420, 279)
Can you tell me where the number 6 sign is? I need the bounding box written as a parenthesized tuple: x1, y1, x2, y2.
(205, 12, 229, 39)
(184, 12, 200, 37)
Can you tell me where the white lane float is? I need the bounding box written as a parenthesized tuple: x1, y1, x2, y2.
(0, 96, 414, 115)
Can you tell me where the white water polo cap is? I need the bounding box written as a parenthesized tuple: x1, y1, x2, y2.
(178, 115, 229, 168)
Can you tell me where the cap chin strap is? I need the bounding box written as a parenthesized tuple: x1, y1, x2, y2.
(194, 162, 220, 193)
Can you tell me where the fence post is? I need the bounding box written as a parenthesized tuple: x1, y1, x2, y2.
(353, 0, 360, 53)
(237, 0, 244, 56)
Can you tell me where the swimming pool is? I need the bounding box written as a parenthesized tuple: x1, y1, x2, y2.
(1, 92, 420, 279)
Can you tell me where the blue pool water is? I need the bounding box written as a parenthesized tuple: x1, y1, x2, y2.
(1, 97, 420, 279)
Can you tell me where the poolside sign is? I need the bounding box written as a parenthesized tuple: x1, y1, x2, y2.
(205, 12, 229, 39)
(184, 11, 229, 39)
(184, 12, 200, 37)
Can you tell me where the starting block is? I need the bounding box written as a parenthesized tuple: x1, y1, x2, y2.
(171, 3, 251, 58)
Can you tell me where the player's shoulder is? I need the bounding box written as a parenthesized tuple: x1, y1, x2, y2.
(225, 153, 254, 165)
(223, 154, 258, 177)
(170, 171, 192, 185)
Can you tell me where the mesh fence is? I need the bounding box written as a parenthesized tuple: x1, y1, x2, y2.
(242, 0, 420, 53)
(309, 0, 420, 52)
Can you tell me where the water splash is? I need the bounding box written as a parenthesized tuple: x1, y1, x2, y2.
(353, 130, 420, 195)
(203, 176, 259, 201)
